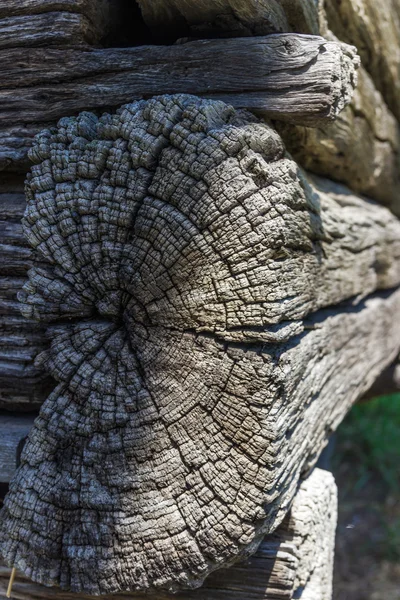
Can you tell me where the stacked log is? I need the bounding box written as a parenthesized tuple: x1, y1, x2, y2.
(0, 1, 399, 599)
(0, 468, 337, 600)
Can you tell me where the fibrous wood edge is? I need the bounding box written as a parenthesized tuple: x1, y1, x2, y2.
(0, 34, 359, 172)
(0, 468, 337, 599)
(324, 0, 400, 123)
(0, 0, 110, 44)
(0, 96, 399, 593)
(0, 415, 36, 484)
(275, 62, 400, 215)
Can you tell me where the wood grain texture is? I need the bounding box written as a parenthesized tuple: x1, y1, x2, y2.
(0, 12, 98, 47)
(0, 96, 399, 594)
(325, 0, 400, 122)
(0, 0, 110, 44)
(0, 190, 53, 409)
(0, 34, 359, 172)
(276, 66, 400, 215)
(0, 468, 337, 600)
(0, 414, 36, 484)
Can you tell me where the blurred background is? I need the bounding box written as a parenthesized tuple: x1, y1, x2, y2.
(332, 394, 400, 599)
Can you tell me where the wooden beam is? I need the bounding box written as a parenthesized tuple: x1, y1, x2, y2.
(0, 0, 111, 46)
(0, 35, 358, 125)
(0, 468, 337, 599)
(0, 34, 359, 171)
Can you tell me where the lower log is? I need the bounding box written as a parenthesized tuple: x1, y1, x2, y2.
(0, 468, 337, 600)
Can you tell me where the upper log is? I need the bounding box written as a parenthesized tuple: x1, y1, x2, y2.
(0, 0, 111, 46)
(0, 34, 359, 172)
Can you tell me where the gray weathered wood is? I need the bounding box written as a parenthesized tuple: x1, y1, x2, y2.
(276, 67, 400, 215)
(136, 0, 321, 39)
(362, 357, 400, 400)
(0, 468, 336, 599)
(0, 188, 53, 409)
(0, 12, 98, 47)
(0, 0, 111, 45)
(0, 415, 36, 484)
(0, 97, 399, 594)
(325, 0, 400, 122)
(0, 34, 359, 172)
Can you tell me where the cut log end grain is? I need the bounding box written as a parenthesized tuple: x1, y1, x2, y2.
(0, 95, 399, 595)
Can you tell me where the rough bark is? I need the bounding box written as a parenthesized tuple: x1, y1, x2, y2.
(0, 468, 336, 600)
(0, 34, 359, 173)
(0, 96, 399, 594)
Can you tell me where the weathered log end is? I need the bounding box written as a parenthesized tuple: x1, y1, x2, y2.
(0, 467, 337, 600)
(1, 95, 399, 595)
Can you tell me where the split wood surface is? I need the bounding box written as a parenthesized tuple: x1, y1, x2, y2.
(0, 33, 359, 173)
(0, 468, 337, 600)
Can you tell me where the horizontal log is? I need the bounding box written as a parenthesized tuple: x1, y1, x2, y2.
(0, 414, 36, 483)
(0, 36, 358, 170)
(0, 97, 399, 593)
(0, 12, 98, 47)
(0, 0, 110, 45)
(276, 67, 400, 215)
(0, 468, 336, 599)
(136, 0, 321, 40)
